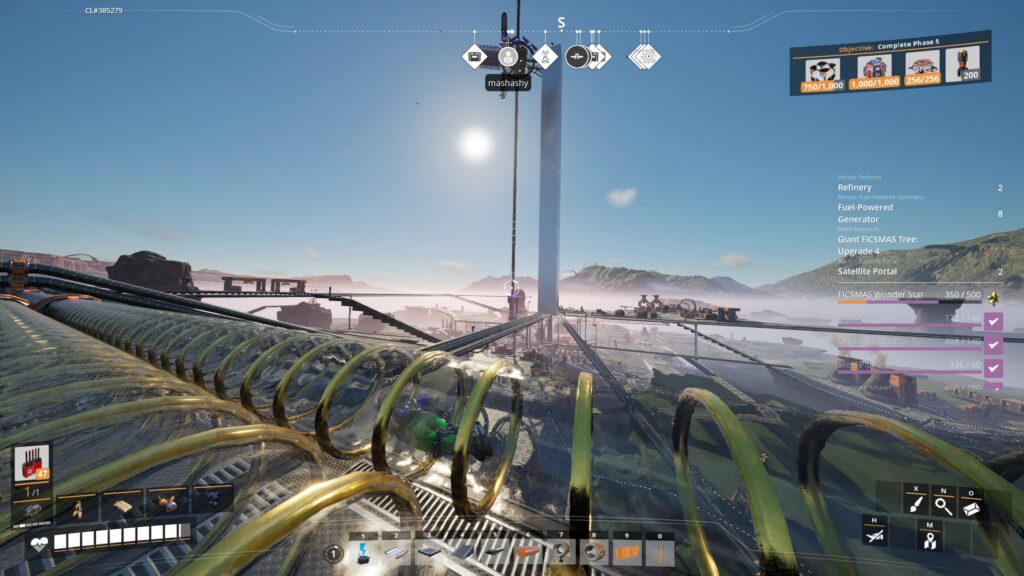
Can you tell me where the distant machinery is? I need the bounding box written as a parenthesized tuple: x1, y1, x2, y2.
(635, 294, 659, 318)
(507, 286, 528, 320)
(8, 259, 28, 292)
(678, 298, 697, 316)
(628, 294, 739, 322)
(271, 278, 308, 293)
(222, 276, 308, 294)
(222, 276, 267, 292)
(277, 298, 332, 330)
(696, 305, 740, 322)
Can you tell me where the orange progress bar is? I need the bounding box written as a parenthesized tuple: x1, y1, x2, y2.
(838, 300, 868, 304)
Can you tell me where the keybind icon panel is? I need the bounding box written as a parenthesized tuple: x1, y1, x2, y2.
(861, 515, 889, 547)
(381, 531, 412, 566)
(930, 485, 958, 520)
(903, 482, 930, 516)
(958, 487, 985, 521)
(545, 530, 576, 565)
(790, 30, 991, 96)
(612, 530, 643, 566)
(581, 531, 609, 566)
(899, 482, 994, 522)
(645, 532, 675, 567)
(917, 519, 943, 553)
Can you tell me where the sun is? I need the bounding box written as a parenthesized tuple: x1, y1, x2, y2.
(457, 127, 494, 163)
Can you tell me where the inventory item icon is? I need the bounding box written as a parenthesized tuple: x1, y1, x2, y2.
(418, 547, 442, 557)
(809, 60, 837, 81)
(584, 542, 606, 562)
(957, 49, 968, 77)
(615, 544, 641, 561)
(944, 45, 980, 83)
(862, 57, 888, 78)
(15, 445, 50, 482)
(357, 542, 370, 564)
(515, 545, 541, 557)
(908, 59, 938, 74)
(452, 544, 475, 559)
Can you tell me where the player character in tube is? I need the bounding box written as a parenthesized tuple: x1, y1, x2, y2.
(390, 395, 494, 461)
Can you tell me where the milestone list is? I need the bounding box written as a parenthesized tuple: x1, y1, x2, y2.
(834, 175, 928, 298)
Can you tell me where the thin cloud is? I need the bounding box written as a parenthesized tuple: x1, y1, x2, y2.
(97, 215, 187, 240)
(606, 187, 637, 208)
(305, 246, 319, 259)
(715, 252, 752, 269)
(439, 259, 471, 274)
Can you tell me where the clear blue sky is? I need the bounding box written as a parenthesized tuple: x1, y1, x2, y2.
(1, 1, 1021, 289)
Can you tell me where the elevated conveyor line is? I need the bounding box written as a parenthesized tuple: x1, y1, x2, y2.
(452, 294, 506, 313)
(334, 295, 440, 342)
(424, 312, 550, 356)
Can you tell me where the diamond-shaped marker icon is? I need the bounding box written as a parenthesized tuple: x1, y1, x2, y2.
(588, 43, 611, 70)
(586, 44, 601, 70)
(597, 44, 612, 69)
(462, 44, 486, 70)
(629, 43, 661, 70)
(533, 44, 558, 70)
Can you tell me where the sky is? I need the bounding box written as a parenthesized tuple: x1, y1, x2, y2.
(1, 0, 1022, 290)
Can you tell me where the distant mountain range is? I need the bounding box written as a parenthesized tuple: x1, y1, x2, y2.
(760, 228, 1023, 296)
(461, 275, 538, 294)
(560, 266, 760, 295)
(461, 267, 758, 296)
(459, 228, 1022, 298)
